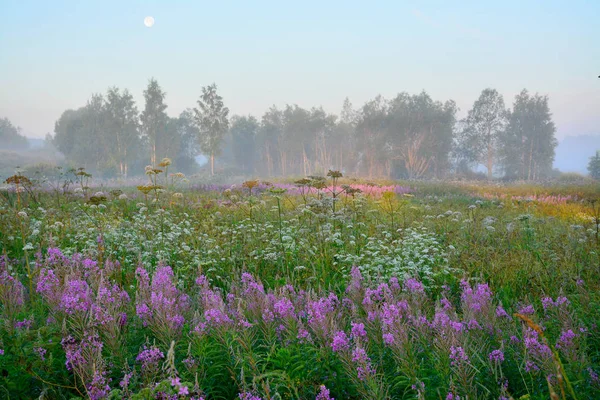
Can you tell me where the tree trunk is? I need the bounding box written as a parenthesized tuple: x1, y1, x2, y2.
(487, 142, 493, 180)
(210, 152, 214, 176)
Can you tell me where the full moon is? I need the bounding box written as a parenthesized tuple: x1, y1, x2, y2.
(144, 16, 155, 28)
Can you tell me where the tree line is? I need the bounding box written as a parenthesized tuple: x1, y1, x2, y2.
(42, 79, 558, 180)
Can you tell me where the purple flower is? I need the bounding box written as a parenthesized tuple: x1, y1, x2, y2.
(346, 266, 363, 295)
(382, 333, 395, 346)
(489, 349, 504, 363)
(315, 385, 334, 400)
(136, 345, 164, 372)
(449, 346, 469, 367)
(297, 328, 311, 343)
(556, 329, 577, 349)
(404, 278, 425, 294)
(351, 322, 367, 340)
(36, 268, 60, 302)
(60, 279, 92, 314)
(87, 369, 111, 400)
(461, 281, 493, 314)
(542, 296, 570, 312)
(331, 331, 349, 352)
(119, 372, 133, 389)
(518, 304, 535, 315)
(239, 392, 263, 400)
(274, 297, 295, 319)
(352, 347, 376, 381)
(34, 347, 47, 361)
(0, 271, 25, 316)
(14, 318, 33, 329)
(588, 368, 599, 386)
(496, 305, 511, 319)
(523, 329, 552, 370)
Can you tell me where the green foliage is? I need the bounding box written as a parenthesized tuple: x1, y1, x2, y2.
(194, 84, 230, 176)
(0, 117, 29, 150)
(587, 150, 600, 180)
(499, 89, 557, 180)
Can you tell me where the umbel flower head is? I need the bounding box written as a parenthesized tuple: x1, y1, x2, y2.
(159, 157, 172, 167)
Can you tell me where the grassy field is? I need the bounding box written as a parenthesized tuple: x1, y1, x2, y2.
(0, 172, 599, 399)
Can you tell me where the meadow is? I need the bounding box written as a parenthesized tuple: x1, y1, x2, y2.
(1, 167, 599, 399)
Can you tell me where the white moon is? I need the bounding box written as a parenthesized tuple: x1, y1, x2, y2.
(144, 16, 155, 28)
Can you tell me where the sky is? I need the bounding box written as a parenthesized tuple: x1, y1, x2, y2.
(0, 0, 599, 140)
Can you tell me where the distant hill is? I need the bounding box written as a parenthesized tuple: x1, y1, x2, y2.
(554, 134, 600, 174)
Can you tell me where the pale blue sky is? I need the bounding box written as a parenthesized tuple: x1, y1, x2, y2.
(1, 0, 598, 139)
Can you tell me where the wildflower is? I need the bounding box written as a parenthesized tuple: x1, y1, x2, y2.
(588, 368, 599, 386)
(239, 392, 262, 400)
(60, 279, 92, 314)
(119, 372, 133, 389)
(489, 349, 504, 363)
(297, 328, 311, 342)
(136, 345, 164, 378)
(352, 346, 376, 381)
(351, 322, 367, 340)
(449, 346, 469, 367)
(404, 278, 425, 294)
(556, 329, 577, 349)
(382, 333, 395, 346)
(331, 331, 349, 352)
(524, 328, 552, 361)
(315, 385, 334, 400)
(496, 305, 510, 319)
(518, 304, 535, 315)
(273, 297, 295, 319)
(15, 318, 33, 329)
(34, 347, 47, 361)
(87, 369, 111, 400)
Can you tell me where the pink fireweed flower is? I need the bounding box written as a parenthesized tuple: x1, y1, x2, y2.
(36, 268, 60, 304)
(274, 297, 295, 319)
(297, 328, 311, 343)
(351, 322, 367, 340)
(518, 304, 535, 315)
(556, 329, 577, 349)
(136, 266, 189, 335)
(0, 271, 25, 317)
(541, 296, 570, 312)
(345, 266, 363, 295)
(449, 346, 469, 367)
(239, 392, 263, 400)
(15, 318, 33, 329)
(60, 279, 92, 315)
(404, 278, 425, 294)
(87, 369, 111, 400)
(489, 349, 505, 363)
(315, 385, 334, 400)
(136, 345, 164, 372)
(382, 333, 395, 346)
(331, 331, 349, 352)
(461, 280, 493, 315)
(352, 346, 376, 381)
